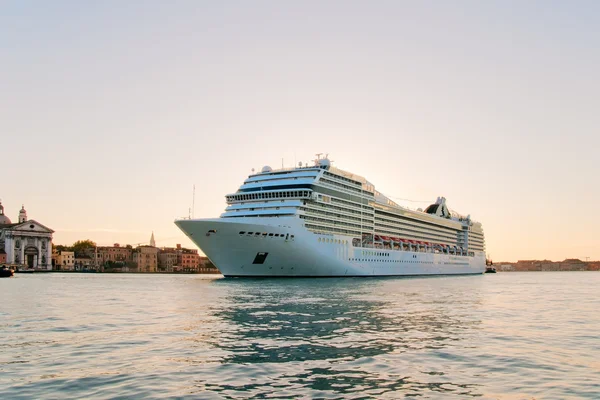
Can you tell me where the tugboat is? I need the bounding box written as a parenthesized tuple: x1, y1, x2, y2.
(485, 258, 496, 273)
(0, 265, 15, 278)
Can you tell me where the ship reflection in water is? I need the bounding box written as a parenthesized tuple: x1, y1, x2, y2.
(188, 277, 485, 398)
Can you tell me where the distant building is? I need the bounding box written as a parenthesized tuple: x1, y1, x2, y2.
(198, 256, 219, 274)
(0, 202, 54, 270)
(558, 259, 586, 271)
(55, 251, 75, 270)
(158, 248, 178, 272)
(74, 256, 93, 270)
(178, 247, 201, 272)
(156, 244, 219, 273)
(94, 243, 133, 267)
(134, 245, 158, 272)
(498, 264, 514, 272)
(0, 248, 6, 264)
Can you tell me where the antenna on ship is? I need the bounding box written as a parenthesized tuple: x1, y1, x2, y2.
(192, 184, 196, 219)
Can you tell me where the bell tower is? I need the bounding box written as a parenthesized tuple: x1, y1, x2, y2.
(19, 205, 28, 223)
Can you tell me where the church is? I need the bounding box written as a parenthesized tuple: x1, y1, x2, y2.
(0, 200, 54, 270)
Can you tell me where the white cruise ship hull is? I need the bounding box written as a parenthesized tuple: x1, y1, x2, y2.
(175, 217, 486, 277)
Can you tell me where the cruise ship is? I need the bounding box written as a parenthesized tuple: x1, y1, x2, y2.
(175, 156, 486, 277)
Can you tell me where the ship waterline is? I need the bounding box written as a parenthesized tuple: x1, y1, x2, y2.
(175, 156, 486, 277)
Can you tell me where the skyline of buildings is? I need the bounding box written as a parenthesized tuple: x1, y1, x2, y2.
(0, 201, 216, 273)
(53, 238, 217, 273)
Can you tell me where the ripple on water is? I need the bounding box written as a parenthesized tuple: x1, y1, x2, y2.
(0, 273, 599, 398)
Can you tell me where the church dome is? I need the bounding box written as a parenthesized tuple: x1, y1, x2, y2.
(0, 201, 12, 225)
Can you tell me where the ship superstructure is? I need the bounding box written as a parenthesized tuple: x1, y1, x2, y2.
(175, 156, 486, 277)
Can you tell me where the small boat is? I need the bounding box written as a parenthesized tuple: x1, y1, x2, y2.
(0, 266, 15, 278)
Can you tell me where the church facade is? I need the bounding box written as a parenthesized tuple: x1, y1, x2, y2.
(0, 201, 54, 270)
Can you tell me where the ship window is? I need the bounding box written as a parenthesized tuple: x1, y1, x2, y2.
(262, 233, 267, 236)
(255, 232, 260, 236)
(291, 235, 295, 239)
(239, 231, 245, 235)
(268, 233, 274, 236)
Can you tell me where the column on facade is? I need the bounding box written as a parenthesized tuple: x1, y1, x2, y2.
(37, 238, 43, 268)
(6, 237, 13, 263)
(20, 240, 25, 266)
(47, 243, 52, 271)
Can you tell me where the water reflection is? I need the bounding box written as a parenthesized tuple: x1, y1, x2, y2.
(189, 277, 484, 397)
(4, 274, 597, 398)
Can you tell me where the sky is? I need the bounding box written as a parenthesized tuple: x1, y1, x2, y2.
(1, 1, 598, 262)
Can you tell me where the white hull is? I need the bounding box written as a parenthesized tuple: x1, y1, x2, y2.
(175, 217, 486, 277)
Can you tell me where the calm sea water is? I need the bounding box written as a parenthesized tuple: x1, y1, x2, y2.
(1, 272, 599, 399)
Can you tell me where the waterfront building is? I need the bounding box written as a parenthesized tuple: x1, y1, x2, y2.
(198, 256, 219, 273)
(0, 202, 53, 269)
(178, 247, 201, 272)
(93, 243, 133, 267)
(158, 248, 178, 272)
(74, 256, 93, 270)
(134, 245, 158, 272)
(55, 251, 75, 270)
(157, 244, 219, 273)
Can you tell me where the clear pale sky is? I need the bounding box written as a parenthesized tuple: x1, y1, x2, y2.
(2, 1, 598, 262)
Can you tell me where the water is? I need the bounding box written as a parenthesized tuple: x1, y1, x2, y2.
(1, 273, 599, 399)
